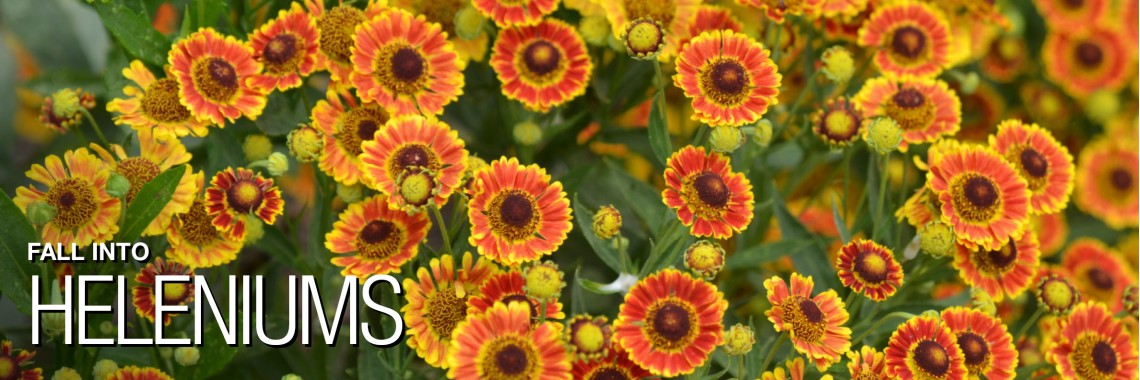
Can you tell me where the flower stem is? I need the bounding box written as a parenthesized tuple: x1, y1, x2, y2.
(429, 204, 452, 256)
(80, 109, 112, 149)
(759, 331, 787, 373)
(874, 152, 890, 240)
(1015, 308, 1044, 341)
(852, 311, 915, 344)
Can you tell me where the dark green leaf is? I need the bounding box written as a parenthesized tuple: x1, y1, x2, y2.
(831, 195, 852, 244)
(253, 224, 300, 267)
(254, 91, 307, 136)
(647, 93, 672, 165)
(771, 184, 839, 290)
(765, 141, 804, 169)
(576, 275, 622, 295)
(92, 2, 169, 67)
(0, 190, 40, 314)
(573, 193, 623, 274)
(206, 127, 246, 175)
(190, 319, 239, 380)
(725, 239, 814, 269)
(115, 165, 187, 243)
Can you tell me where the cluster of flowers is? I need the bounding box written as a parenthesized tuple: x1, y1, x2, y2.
(4, 0, 1139, 379)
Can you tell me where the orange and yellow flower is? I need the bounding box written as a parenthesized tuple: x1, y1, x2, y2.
(927, 144, 1030, 250)
(0, 341, 41, 380)
(359, 115, 468, 211)
(758, 357, 807, 380)
(305, 0, 386, 83)
(168, 28, 266, 125)
(390, 0, 489, 68)
(490, 19, 593, 112)
(204, 167, 285, 241)
(676, 5, 743, 54)
(853, 76, 961, 149)
(1062, 239, 1134, 313)
(472, 0, 557, 27)
(989, 120, 1074, 214)
(1050, 301, 1138, 380)
(941, 307, 1018, 380)
(663, 146, 754, 239)
(325, 194, 430, 277)
(350, 9, 463, 116)
(847, 346, 889, 379)
(614, 269, 726, 377)
(1074, 137, 1139, 229)
(764, 273, 851, 370)
(739, 0, 824, 23)
(1042, 27, 1134, 98)
(953, 230, 1040, 301)
(467, 157, 573, 266)
(165, 171, 244, 268)
(311, 89, 392, 186)
(90, 129, 196, 236)
(857, 2, 953, 79)
(467, 270, 564, 323)
(601, 0, 700, 60)
(836, 239, 904, 301)
(104, 366, 173, 380)
(14, 148, 121, 246)
(447, 301, 571, 380)
(884, 315, 968, 380)
(813, 97, 864, 148)
(673, 30, 781, 127)
(402, 252, 500, 369)
(247, 2, 320, 92)
(571, 342, 651, 380)
(106, 60, 212, 139)
(132, 258, 194, 325)
(1035, 0, 1110, 30)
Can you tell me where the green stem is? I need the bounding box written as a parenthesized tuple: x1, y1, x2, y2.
(1015, 308, 1045, 341)
(853, 311, 915, 343)
(80, 109, 111, 148)
(737, 354, 745, 380)
(429, 204, 452, 256)
(775, 71, 821, 136)
(844, 290, 862, 321)
(759, 332, 788, 373)
(138, 320, 173, 375)
(874, 152, 890, 240)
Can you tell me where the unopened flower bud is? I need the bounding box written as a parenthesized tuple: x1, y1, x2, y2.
(970, 287, 997, 316)
(919, 221, 955, 258)
(722, 323, 755, 356)
(684, 240, 725, 279)
(523, 261, 565, 301)
(622, 18, 665, 60)
(1085, 90, 1120, 125)
(709, 126, 745, 153)
(174, 347, 200, 366)
(336, 182, 363, 203)
(591, 205, 622, 240)
(287, 124, 323, 163)
(244, 134, 273, 162)
(99, 321, 115, 335)
(454, 5, 486, 40)
(1036, 275, 1079, 315)
(106, 173, 131, 198)
(821, 46, 855, 83)
(865, 117, 902, 155)
(243, 217, 265, 244)
(513, 120, 542, 146)
(579, 16, 611, 46)
(52, 367, 81, 380)
(93, 359, 119, 380)
(266, 152, 289, 176)
(27, 201, 56, 227)
(752, 119, 774, 148)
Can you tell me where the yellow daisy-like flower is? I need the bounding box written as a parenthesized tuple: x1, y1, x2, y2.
(89, 129, 195, 236)
(106, 60, 211, 139)
(15, 148, 121, 246)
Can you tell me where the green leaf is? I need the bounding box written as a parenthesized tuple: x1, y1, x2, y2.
(206, 127, 246, 175)
(115, 165, 187, 243)
(0, 190, 40, 314)
(725, 239, 814, 269)
(576, 275, 622, 295)
(647, 93, 672, 165)
(573, 193, 623, 274)
(254, 91, 307, 136)
(92, 2, 169, 67)
(831, 195, 852, 244)
(765, 141, 804, 169)
(189, 319, 239, 380)
(771, 184, 839, 291)
(253, 224, 300, 267)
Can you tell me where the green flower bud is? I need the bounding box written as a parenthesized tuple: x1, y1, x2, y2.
(454, 5, 486, 40)
(52, 367, 81, 380)
(513, 120, 543, 146)
(336, 182, 363, 204)
(174, 347, 200, 366)
(266, 152, 290, 177)
(722, 323, 755, 356)
(244, 134, 273, 162)
(27, 201, 56, 227)
(919, 221, 955, 258)
(709, 126, 745, 153)
(864, 117, 902, 155)
(93, 359, 119, 380)
(106, 173, 131, 198)
(752, 119, 774, 148)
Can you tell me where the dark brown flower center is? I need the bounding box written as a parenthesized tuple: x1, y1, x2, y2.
(523, 40, 561, 76)
(142, 78, 193, 122)
(226, 180, 264, 214)
(396, 145, 432, 169)
(1110, 168, 1132, 191)
(798, 298, 824, 323)
(390, 47, 426, 83)
(590, 367, 630, 380)
(854, 250, 889, 284)
(356, 120, 379, 141)
(964, 176, 998, 208)
(693, 172, 730, 208)
(359, 220, 394, 245)
(710, 60, 747, 95)
(116, 157, 162, 204)
(1087, 268, 1115, 290)
(192, 57, 240, 102)
(651, 302, 692, 342)
(47, 178, 98, 230)
(494, 344, 529, 375)
(985, 239, 1018, 269)
(1076, 41, 1104, 68)
(1020, 148, 1049, 178)
(893, 88, 926, 109)
(337, 106, 390, 156)
(1064, 0, 1085, 8)
(957, 333, 990, 366)
(499, 193, 535, 228)
(891, 26, 927, 59)
(1093, 341, 1118, 374)
(913, 340, 951, 376)
(177, 200, 220, 246)
(263, 34, 298, 65)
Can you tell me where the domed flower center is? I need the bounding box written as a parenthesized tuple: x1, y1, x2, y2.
(957, 332, 990, 367)
(398, 171, 436, 207)
(692, 172, 730, 208)
(494, 343, 530, 376)
(885, 87, 935, 131)
(0, 357, 16, 380)
(523, 40, 562, 76)
(913, 340, 951, 376)
(1040, 278, 1077, 311)
(651, 302, 693, 343)
(142, 78, 193, 122)
(1075, 41, 1104, 68)
(798, 298, 824, 323)
(391, 47, 426, 83)
(699, 58, 750, 106)
(782, 295, 826, 342)
(964, 176, 998, 208)
(821, 108, 861, 141)
(893, 88, 926, 109)
(263, 34, 299, 66)
(226, 180, 264, 214)
(425, 285, 466, 338)
(1087, 268, 1115, 290)
(393, 144, 439, 174)
(590, 367, 630, 380)
(890, 26, 927, 60)
(177, 200, 220, 246)
(47, 178, 97, 230)
(854, 250, 889, 284)
(317, 6, 366, 64)
(979, 239, 1018, 273)
(355, 220, 402, 259)
(1092, 341, 1118, 374)
(711, 61, 747, 95)
(337, 106, 390, 156)
(1110, 168, 1132, 191)
(1063, 0, 1085, 8)
(116, 157, 162, 204)
(572, 322, 606, 353)
(192, 57, 239, 102)
(1020, 148, 1049, 178)
(162, 281, 191, 304)
(375, 44, 429, 95)
(500, 194, 535, 228)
